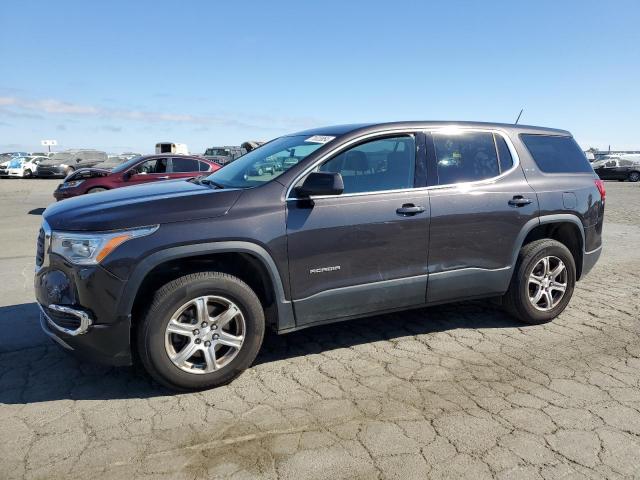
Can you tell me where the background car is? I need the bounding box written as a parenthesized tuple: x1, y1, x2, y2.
(53, 154, 221, 200)
(6, 155, 47, 178)
(93, 155, 130, 170)
(203, 146, 247, 166)
(0, 159, 9, 177)
(593, 157, 640, 182)
(36, 149, 108, 178)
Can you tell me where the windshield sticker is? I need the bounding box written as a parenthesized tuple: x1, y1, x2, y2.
(305, 135, 335, 144)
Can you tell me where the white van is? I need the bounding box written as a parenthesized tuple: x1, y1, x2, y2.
(155, 142, 189, 155)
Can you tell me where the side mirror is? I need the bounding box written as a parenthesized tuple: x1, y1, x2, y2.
(295, 172, 344, 198)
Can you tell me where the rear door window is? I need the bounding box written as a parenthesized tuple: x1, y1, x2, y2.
(432, 131, 500, 185)
(520, 135, 592, 173)
(494, 134, 514, 173)
(171, 157, 199, 172)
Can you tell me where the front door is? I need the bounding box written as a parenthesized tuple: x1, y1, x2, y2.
(125, 157, 170, 185)
(425, 129, 539, 303)
(286, 134, 430, 326)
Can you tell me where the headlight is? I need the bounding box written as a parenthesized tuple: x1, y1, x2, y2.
(50, 225, 158, 265)
(60, 180, 85, 189)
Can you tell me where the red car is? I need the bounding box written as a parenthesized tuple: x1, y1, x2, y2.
(53, 154, 221, 201)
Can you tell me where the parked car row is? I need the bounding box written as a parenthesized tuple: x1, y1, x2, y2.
(0, 150, 145, 179)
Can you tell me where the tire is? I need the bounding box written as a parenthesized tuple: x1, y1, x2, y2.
(24, 169, 32, 178)
(137, 272, 265, 391)
(629, 171, 640, 182)
(87, 187, 107, 194)
(503, 239, 576, 325)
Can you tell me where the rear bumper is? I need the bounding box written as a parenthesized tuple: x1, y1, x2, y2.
(581, 246, 602, 279)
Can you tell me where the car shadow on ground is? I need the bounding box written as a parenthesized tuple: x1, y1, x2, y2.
(0, 301, 523, 404)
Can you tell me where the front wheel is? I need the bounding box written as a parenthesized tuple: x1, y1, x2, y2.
(137, 272, 265, 391)
(503, 239, 576, 325)
(629, 171, 640, 182)
(24, 169, 33, 178)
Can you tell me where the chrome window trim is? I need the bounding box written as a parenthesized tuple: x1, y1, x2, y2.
(286, 126, 521, 201)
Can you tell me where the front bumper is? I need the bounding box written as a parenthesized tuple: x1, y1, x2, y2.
(53, 187, 78, 201)
(37, 166, 67, 178)
(35, 247, 133, 366)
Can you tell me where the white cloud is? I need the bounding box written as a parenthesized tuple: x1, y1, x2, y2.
(0, 95, 324, 132)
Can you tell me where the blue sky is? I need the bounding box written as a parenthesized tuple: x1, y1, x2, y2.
(1, 0, 639, 154)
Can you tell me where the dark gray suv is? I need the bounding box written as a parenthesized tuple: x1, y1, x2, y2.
(34, 122, 604, 390)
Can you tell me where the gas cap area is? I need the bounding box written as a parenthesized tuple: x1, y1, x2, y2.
(562, 192, 577, 210)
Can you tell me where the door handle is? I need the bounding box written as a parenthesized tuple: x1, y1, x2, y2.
(396, 204, 425, 216)
(508, 195, 533, 207)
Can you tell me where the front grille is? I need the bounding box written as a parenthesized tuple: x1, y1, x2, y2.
(36, 228, 45, 266)
(44, 306, 81, 330)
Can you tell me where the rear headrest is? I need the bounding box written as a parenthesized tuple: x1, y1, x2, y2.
(344, 151, 369, 171)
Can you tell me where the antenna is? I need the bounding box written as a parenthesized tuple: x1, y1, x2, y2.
(514, 109, 524, 125)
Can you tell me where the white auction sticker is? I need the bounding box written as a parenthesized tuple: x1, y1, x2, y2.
(305, 135, 335, 144)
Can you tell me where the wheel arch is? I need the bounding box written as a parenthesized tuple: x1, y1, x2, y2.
(511, 214, 586, 281)
(117, 241, 295, 332)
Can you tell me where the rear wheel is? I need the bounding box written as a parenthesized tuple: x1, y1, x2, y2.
(629, 171, 640, 182)
(137, 272, 265, 391)
(503, 239, 576, 324)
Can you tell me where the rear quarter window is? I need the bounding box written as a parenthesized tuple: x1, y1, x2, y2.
(520, 134, 592, 173)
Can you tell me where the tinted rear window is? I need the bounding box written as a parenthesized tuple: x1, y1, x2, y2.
(521, 134, 592, 173)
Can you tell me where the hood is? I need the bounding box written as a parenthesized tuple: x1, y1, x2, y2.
(65, 168, 111, 181)
(44, 179, 243, 231)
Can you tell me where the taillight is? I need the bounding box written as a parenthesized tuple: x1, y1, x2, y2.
(595, 179, 606, 201)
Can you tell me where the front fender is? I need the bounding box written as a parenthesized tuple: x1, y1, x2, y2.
(116, 241, 295, 330)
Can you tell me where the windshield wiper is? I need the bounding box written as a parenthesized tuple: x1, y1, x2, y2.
(196, 178, 225, 189)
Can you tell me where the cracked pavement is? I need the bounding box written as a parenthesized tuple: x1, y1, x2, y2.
(1, 180, 640, 479)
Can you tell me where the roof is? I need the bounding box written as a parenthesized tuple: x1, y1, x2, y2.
(289, 121, 571, 137)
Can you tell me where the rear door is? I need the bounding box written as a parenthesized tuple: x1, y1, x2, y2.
(286, 133, 430, 326)
(425, 129, 538, 303)
(169, 157, 204, 179)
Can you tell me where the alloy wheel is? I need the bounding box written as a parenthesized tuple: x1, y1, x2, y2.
(164, 295, 245, 374)
(527, 256, 568, 311)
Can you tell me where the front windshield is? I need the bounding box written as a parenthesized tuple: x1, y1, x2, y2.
(205, 148, 230, 156)
(111, 156, 143, 173)
(206, 135, 329, 188)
